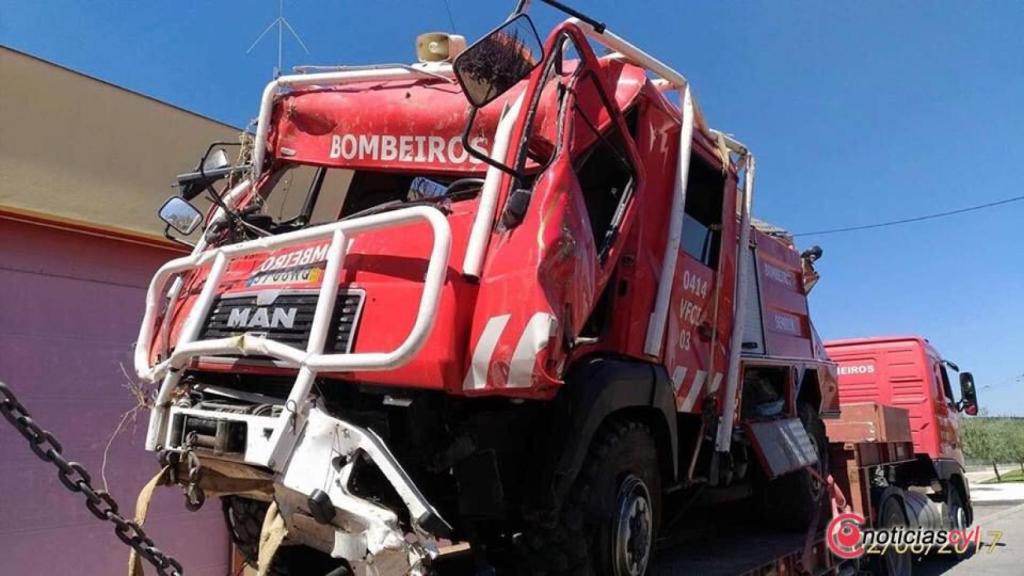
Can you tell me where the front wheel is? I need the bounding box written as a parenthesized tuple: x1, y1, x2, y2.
(946, 485, 968, 530)
(222, 496, 350, 575)
(523, 420, 661, 576)
(605, 473, 657, 576)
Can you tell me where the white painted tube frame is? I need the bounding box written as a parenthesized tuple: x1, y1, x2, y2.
(645, 85, 694, 356)
(137, 206, 451, 450)
(714, 136, 755, 453)
(461, 92, 525, 278)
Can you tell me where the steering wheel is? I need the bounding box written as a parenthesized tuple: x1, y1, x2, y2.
(445, 178, 487, 199)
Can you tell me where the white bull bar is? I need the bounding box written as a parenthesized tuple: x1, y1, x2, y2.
(135, 206, 452, 467)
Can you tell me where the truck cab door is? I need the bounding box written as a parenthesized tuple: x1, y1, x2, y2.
(663, 152, 737, 413)
(462, 27, 644, 392)
(935, 360, 965, 463)
(542, 37, 644, 338)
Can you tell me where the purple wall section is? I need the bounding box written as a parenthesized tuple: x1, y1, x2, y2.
(0, 218, 229, 575)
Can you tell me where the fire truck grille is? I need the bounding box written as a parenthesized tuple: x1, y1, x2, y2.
(200, 291, 363, 353)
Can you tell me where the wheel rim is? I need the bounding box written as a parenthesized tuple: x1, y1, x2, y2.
(950, 501, 966, 530)
(613, 475, 653, 576)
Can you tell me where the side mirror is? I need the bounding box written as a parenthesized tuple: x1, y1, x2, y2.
(159, 196, 203, 235)
(453, 13, 543, 108)
(959, 372, 978, 415)
(177, 144, 245, 201)
(203, 148, 231, 172)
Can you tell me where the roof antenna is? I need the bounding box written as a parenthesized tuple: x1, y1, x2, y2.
(247, 0, 310, 78)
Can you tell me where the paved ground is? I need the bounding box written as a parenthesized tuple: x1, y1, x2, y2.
(649, 481, 1024, 575)
(917, 499, 1024, 576)
(969, 480, 1024, 503)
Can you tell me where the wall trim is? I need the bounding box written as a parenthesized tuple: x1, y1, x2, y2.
(0, 205, 189, 253)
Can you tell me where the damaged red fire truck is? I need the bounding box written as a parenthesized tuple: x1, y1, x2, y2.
(130, 2, 973, 575)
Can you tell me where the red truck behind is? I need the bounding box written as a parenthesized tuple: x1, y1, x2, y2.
(825, 335, 980, 531)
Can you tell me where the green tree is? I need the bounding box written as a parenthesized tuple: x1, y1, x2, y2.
(963, 418, 1003, 481)
(1005, 420, 1024, 475)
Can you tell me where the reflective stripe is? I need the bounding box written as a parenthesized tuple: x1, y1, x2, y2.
(671, 366, 688, 394)
(709, 372, 723, 394)
(679, 370, 707, 412)
(506, 312, 554, 388)
(462, 314, 510, 391)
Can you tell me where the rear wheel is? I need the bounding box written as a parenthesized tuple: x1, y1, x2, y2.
(761, 402, 830, 529)
(523, 420, 661, 576)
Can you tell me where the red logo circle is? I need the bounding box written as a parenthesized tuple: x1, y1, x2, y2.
(826, 512, 866, 559)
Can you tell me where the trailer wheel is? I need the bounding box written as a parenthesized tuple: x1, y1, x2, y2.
(523, 420, 661, 576)
(871, 494, 912, 576)
(761, 402, 830, 530)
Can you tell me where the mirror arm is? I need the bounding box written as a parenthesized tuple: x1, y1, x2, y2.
(461, 106, 522, 179)
(161, 224, 196, 249)
(517, 0, 606, 33)
(195, 145, 269, 237)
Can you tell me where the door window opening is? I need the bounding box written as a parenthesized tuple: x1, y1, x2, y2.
(682, 156, 725, 269)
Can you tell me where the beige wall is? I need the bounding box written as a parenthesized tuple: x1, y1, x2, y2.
(0, 46, 240, 240)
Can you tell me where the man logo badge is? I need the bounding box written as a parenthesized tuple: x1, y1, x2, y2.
(227, 307, 298, 330)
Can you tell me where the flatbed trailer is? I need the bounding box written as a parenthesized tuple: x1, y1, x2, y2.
(634, 402, 920, 576)
(653, 529, 829, 576)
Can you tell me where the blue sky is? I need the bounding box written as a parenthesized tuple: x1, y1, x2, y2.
(2, 1, 1022, 413)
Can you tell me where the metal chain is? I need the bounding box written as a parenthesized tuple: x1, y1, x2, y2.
(177, 436, 206, 512)
(0, 381, 185, 576)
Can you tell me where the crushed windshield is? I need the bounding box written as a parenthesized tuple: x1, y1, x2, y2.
(247, 165, 483, 234)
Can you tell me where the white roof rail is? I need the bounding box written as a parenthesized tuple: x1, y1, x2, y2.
(252, 64, 455, 171)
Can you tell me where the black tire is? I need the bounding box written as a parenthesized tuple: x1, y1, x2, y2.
(870, 495, 912, 576)
(523, 420, 661, 576)
(944, 485, 974, 559)
(946, 484, 968, 530)
(761, 402, 830, 530)
(903, 490, 943, 530)
(222, 496, 350, 575)
(223, 496, 270, 567)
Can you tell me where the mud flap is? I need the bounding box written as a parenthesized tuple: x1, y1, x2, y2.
(746, 417, 819, 480)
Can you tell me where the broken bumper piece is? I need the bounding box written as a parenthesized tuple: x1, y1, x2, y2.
(274, 408, 452, 575)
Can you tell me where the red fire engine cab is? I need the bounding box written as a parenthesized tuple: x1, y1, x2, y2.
(139, 2, 837, 574)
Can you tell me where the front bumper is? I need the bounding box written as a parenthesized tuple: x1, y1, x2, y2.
(176, 405, 452, 573)
(278, 407, 451, 572)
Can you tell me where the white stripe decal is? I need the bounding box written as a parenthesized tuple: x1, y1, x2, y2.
(708, 372, 723, 394)
(671, 366, 688, 393)
(506, 312, 554, 388)
(463, 314, 510, 391)
(680, 370, 707, 412)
